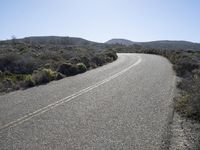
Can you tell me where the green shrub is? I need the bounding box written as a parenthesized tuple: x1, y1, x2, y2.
(105, 52, 118, 60)
(23, 75, 35, 87)
(14, 43, 29, 53)
(32, 69, 58, 84)
(174, 95, 190, 116)
(55, 72, 65, 80)
(43, 68, 58, 80)
(0, 54, 36, 74)
(57, 63, 79, 76)
(92, 55, 106, 66)
(76, 63, 87, 73)
(80, 57, 90, 68)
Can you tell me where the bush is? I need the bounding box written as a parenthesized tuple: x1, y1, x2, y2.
(43, 69, 58, 80)
(57, 63, 79, 76)
(32, 69, 58, 84)
(23, 75, 35, 87)
(173, 61, 199, 77)
(1, 78, 15, 92)
(77, 63, 87, 73)
(55, 72, 65, 80)
(174, 95, 191, 117)
(80, 57, 90, 68)
(92, 55, 106, 66)
(105, 52, 118, 60)
(0, 54, 36, 74)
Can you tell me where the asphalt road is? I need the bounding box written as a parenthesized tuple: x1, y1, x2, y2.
(0, 53, 176, 150)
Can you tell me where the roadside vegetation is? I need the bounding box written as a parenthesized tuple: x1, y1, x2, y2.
(112, 44, 200, 121)
(0, 37, 117, 93)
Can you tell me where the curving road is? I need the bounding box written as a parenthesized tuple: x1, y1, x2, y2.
(0, 53, 175, 150)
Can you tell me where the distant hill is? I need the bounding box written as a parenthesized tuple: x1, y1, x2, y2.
(0, 36, 102, 47)
(18, 36, 98, 46)
(140, 40, 200, 50)
(2, 36, 200, 50)
(0, 36, 108, 51)
(106, 39, 135, 46)
(106, 39, 200, 50)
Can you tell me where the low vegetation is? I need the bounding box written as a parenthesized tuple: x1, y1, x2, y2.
(0, 37, 117, 93)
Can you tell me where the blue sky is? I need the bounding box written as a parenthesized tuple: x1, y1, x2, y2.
(1, 0, 200, 42)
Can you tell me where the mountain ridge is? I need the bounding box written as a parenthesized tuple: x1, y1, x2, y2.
(1, 36, 200, 50)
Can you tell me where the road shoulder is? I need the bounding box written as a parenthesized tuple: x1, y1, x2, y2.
(169, 112, 200, 150)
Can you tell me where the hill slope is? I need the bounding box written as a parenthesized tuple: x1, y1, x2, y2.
(106, 39, 135, 46)
(0, 36, 117, 93)
(106, 39, 200, 50)
(1, 36, 98, 46)
(140, 40, 200, 50)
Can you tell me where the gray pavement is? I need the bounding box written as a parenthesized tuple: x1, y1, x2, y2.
(0, 53, 176, 150)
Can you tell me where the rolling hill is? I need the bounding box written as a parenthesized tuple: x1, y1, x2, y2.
(106, 39, 135, 46)
(3, 36, 98, 46)
(106, 39, 200, 50)
(0, 36, 117, 93)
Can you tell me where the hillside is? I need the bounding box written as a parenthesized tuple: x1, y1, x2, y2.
(106, 39, 135, 46)
(0, 36, 117, 93)
(140, 40, 200, 50)
(21, 36, 97, 46)
(1, 36, 95, 45)
(106, 39, 200, 50)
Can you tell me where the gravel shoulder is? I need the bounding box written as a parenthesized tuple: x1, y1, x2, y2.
(169, 112, 200, 150)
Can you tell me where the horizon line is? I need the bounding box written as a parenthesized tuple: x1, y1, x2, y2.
(0, 35, 199, 44)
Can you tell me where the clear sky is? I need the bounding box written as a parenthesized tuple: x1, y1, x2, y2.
(1, 0, 200, 42)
